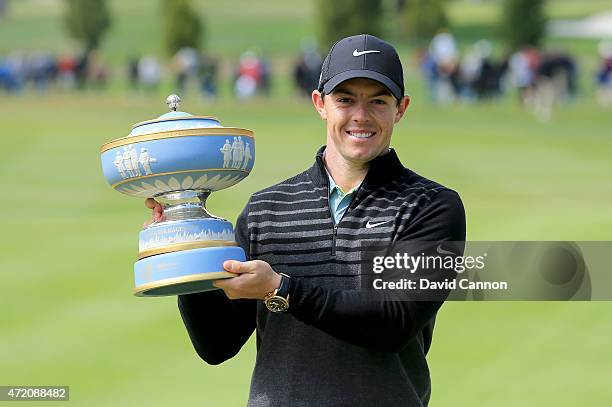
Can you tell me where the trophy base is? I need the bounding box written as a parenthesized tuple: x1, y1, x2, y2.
(133, 245, 246, 297)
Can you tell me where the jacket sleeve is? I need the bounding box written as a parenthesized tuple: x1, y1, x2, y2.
(177, 201, 257, 365)
(287, 189, 466, 352)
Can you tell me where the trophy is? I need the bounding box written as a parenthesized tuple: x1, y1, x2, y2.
(100, 95, 254, 296)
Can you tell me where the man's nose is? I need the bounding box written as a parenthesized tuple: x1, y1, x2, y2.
(352, 102, 370, 122)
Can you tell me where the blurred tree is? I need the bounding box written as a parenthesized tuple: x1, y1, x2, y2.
(501, 0, 547, 50)
(316, 0, 383, 49)
(64, 0, 111, 51)
(163, 0, 203, 56)
(401, 0, 450, 44)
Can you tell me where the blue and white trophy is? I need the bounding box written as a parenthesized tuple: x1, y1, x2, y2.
(100, 95, 254, 296)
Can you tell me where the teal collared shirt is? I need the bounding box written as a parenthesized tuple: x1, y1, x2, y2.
(327, 172, 360, 225)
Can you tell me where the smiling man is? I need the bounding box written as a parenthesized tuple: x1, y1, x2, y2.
(168, 34, 466, 407)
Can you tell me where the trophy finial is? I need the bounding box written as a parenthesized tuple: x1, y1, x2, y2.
(166, 94, 181, 111)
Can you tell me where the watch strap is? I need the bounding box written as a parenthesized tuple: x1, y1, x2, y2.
(276, 273, 290, 299)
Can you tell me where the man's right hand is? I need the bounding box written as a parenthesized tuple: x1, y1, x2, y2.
(144, 198, 164, 227)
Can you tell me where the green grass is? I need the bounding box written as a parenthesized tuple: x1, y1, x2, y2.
(2, 0, 612, 406)
(0, 0, 316, 61)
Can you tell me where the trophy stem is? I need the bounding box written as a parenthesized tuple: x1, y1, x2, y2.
(153, 189, 223, 223)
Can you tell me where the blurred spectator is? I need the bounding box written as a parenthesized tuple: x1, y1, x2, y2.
(138, 55, 161, 92)
(0, 50, 112, 92)
(30, 52, 57, 92)
(293, 39, 322, 97)
(199, 53, 218, 100)
(128, 56, 139, 91)
(416, 47, 439, 103)
(428, 30, 460, 103)
(74, 52, 89, 90)
(458, 42, 484, 100)
(87, 50, 109, 90)
(259, 53, 272, 96)
(0, 55, 21, 93)
(508, 46, 540, 105)
(531, 51, 577, 121)
(596, 40, 612, 107)
(234, 50, 262, 99)
(57, 54, 77, 89)
(474, 41, 507, 100)
(172, 47, 199, 93)
(5, 52, 27, 93)
(538, 51, 577, 99)
(421, 31, 507, 104)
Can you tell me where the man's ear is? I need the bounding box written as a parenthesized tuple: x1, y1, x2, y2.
(312, 90, 327, 120)
(394, 95, 410, 123)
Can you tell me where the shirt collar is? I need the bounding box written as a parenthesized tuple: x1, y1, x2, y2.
(324, 167, 359, 198)
(309, 146, 406, 190)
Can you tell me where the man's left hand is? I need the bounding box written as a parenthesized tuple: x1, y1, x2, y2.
(213, 260, 281, 300)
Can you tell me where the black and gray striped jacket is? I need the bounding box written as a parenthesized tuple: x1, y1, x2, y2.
(178, 146, 465, 407)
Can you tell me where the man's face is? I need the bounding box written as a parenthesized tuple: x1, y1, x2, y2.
(312, 78, 410, 165)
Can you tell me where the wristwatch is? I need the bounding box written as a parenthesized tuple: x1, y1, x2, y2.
(264, 273, 290, 313)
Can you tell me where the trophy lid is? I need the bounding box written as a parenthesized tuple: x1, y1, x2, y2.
(100, 94, 253, 153)
(100, 93, 255, 198)
(128, 94, 222, 137)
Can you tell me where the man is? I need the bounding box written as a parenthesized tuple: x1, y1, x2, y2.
(146, 34, 465, 406)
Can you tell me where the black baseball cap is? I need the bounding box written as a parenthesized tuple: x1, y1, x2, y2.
(318, 34, 404, 101)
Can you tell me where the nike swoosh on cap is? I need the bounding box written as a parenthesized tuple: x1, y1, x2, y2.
(353, 49, 381, 57)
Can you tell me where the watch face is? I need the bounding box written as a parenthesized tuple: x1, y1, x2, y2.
(266, 297, 289, 313)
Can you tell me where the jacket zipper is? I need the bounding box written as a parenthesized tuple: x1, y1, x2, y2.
(331, 224, 338, 256)
(330, 194, 359, 256)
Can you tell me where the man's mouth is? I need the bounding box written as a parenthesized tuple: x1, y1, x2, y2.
(346, 130, 376, 139)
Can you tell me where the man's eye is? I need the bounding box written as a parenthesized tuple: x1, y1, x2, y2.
(372, 99, 387, 105)
(338, 98, 352, 103)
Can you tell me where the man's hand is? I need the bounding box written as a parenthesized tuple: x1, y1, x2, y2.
(144, 198, 164, 227)
(213, 260, 281, 300)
